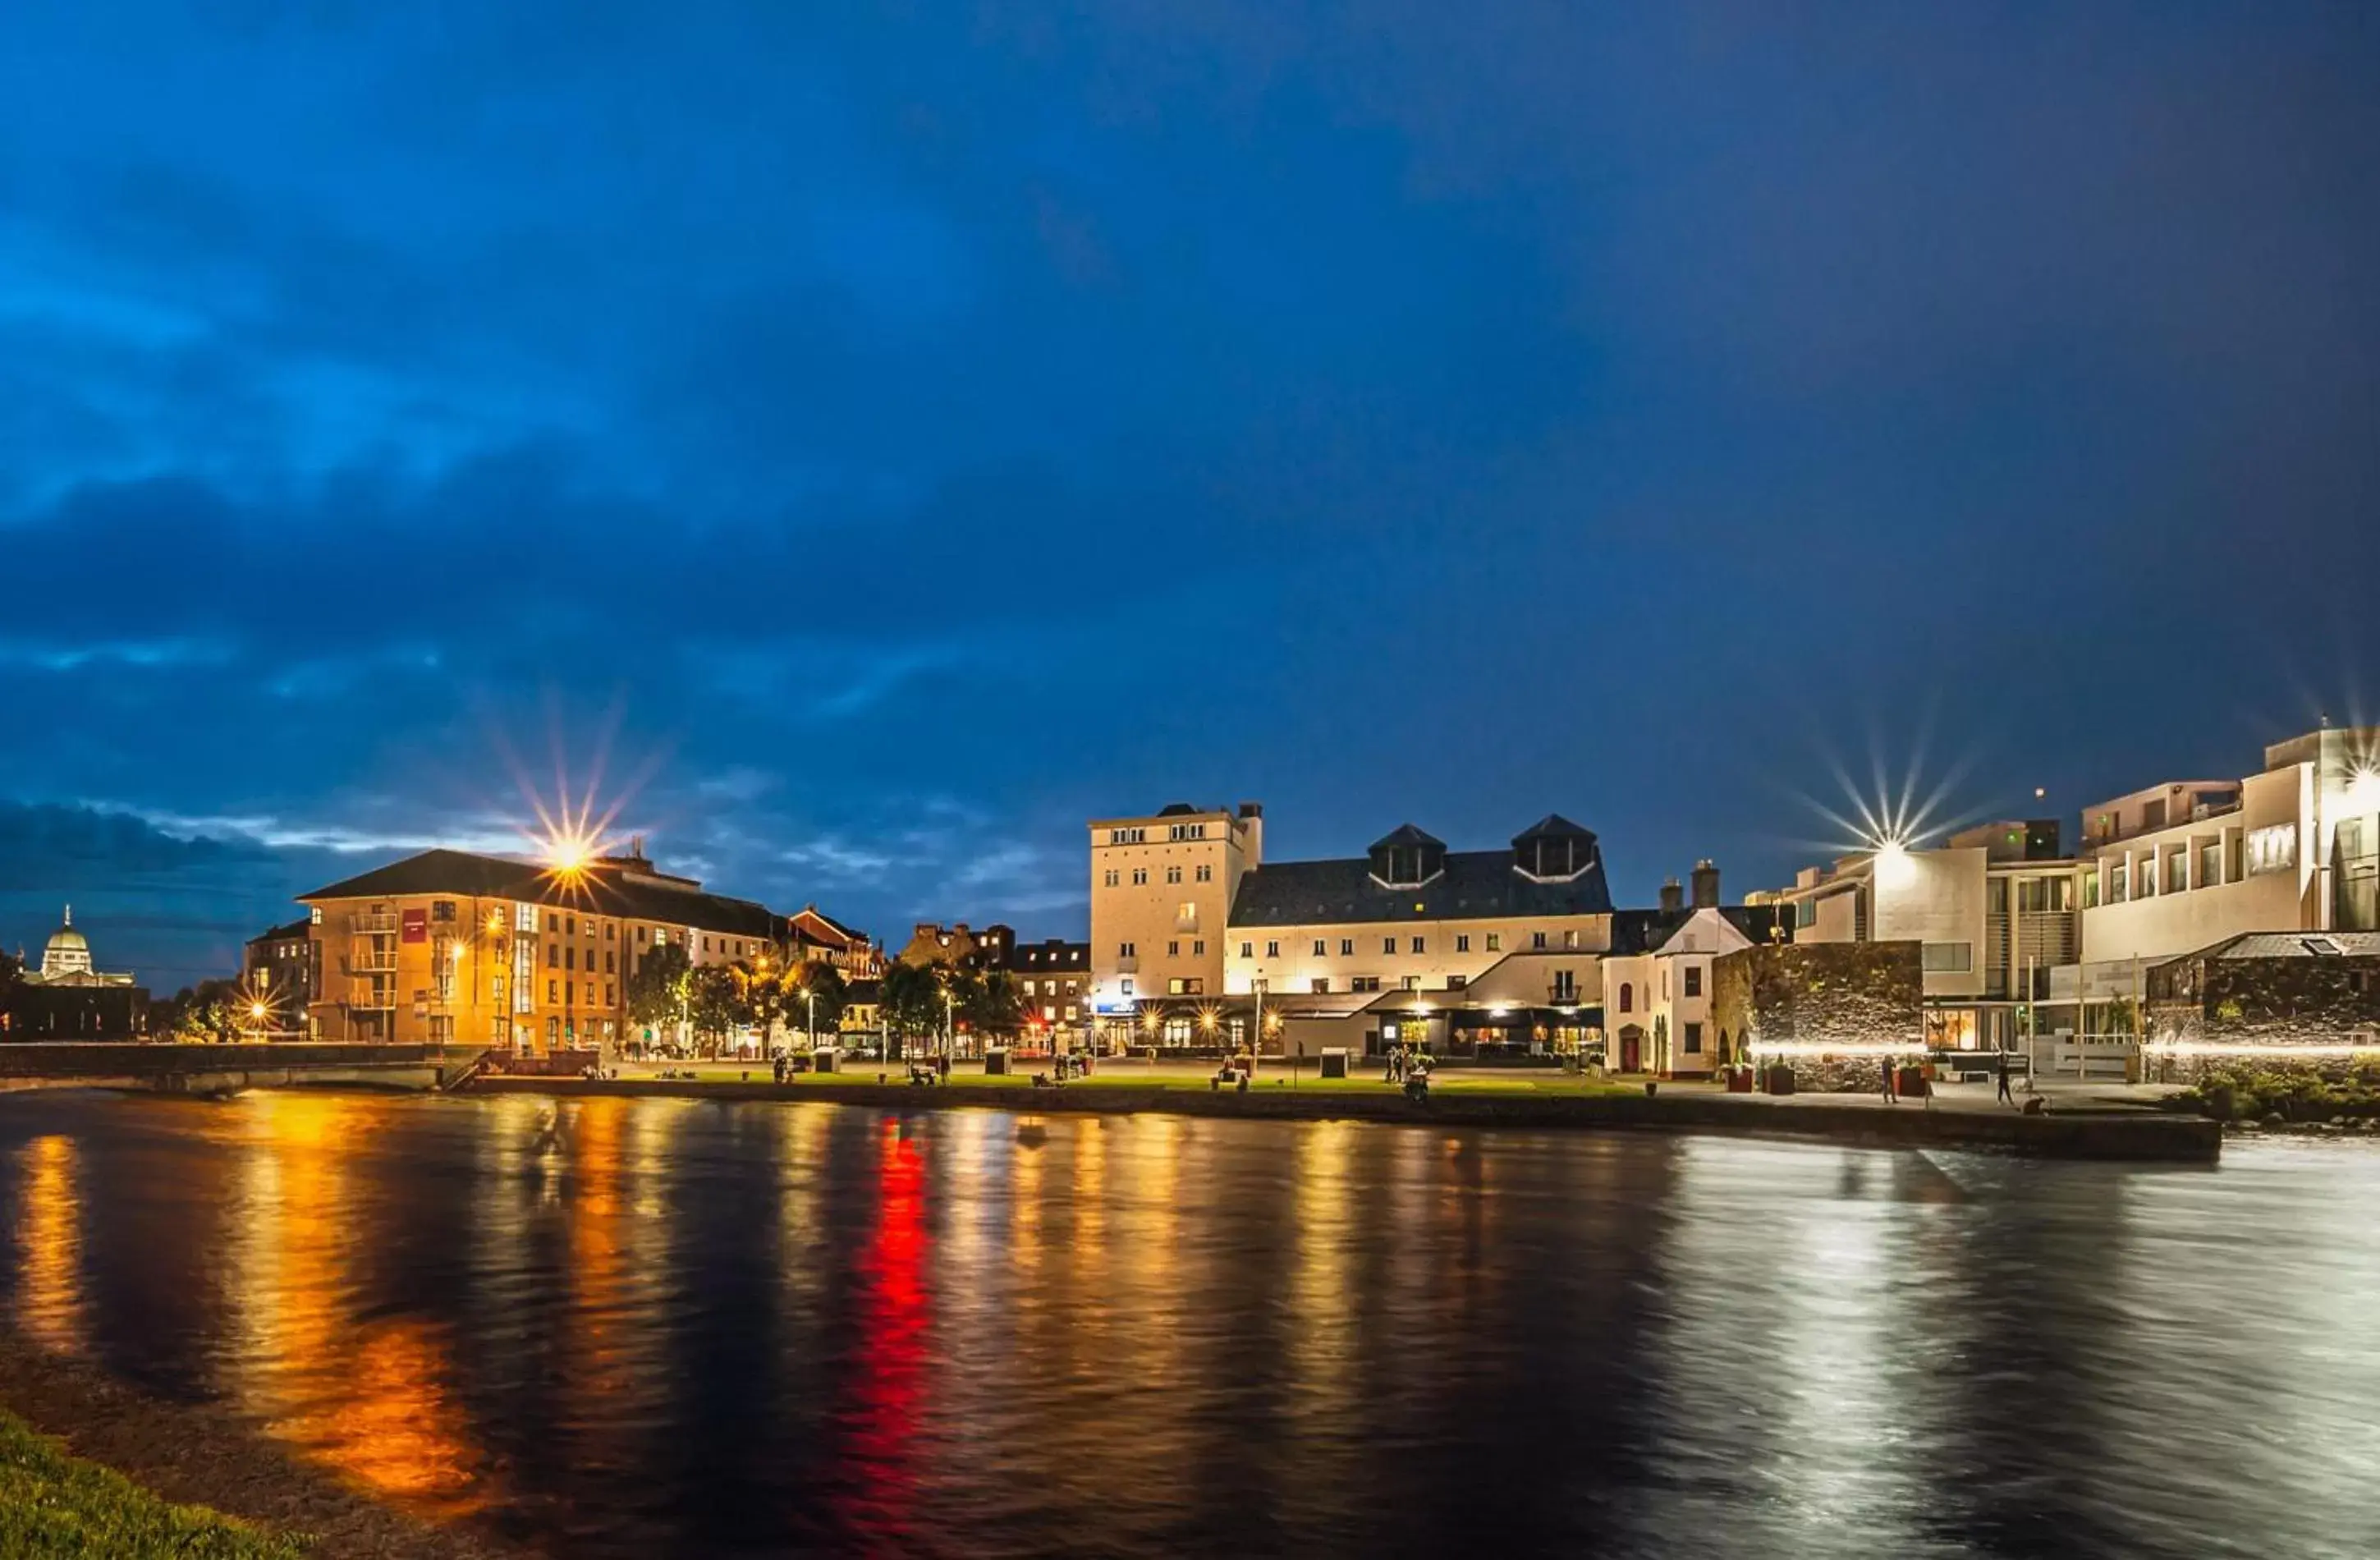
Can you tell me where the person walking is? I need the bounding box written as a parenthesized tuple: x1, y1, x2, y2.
(1995, 1048, 2015, 1107)
(1880, 1053, 1896, 1105)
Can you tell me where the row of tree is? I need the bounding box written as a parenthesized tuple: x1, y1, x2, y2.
(621, 942, 855, 1053)
(877, 961, 1025, 1056)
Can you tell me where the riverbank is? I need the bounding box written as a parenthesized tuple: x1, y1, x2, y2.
(0, 1334, 515, 1560)
(467, 1072, 2222, 1162)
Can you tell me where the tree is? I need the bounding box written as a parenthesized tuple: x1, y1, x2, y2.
(626, 941, 693, 1048)
(688, 964, 743, 1055)
(150, 978, 242, 1044)
(791, 960, 848, 1044)
(734, 959, 788, 1053)
(0, 948, 21, 1035)
(961, 968, 1024, 1043)
(878, 961, 943, 1061)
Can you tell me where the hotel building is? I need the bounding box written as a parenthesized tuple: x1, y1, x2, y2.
(1089, 802, 1772, 1062)
(300, 843, 813, 1052)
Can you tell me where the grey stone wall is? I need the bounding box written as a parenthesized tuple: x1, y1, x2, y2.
(1713, 943, 1924, 1092)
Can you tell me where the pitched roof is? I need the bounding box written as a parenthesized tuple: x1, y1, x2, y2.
(1369, 823, 1445, 851)
(248, 917, 312, 945)
(2188, 932, 2380, 961)
(1230, 847, 1612, 928)
(300, 847, 782, 938)
(1606, 905, 1791, 956)
(1512, 814, 1595, 842)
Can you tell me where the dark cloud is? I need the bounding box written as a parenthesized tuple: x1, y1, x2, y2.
(3, 1, 2378, 981)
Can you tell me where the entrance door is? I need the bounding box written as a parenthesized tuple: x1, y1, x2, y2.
(1619, 1025, 1645, 1072)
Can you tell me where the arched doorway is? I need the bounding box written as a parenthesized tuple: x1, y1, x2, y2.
(1617, 1023, 1647, 1073)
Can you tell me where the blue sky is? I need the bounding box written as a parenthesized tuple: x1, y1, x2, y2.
(4, 2, 2377, 989)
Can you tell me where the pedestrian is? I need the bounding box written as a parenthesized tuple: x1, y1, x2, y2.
(1880, 1054, 1896, 1105)
(938, 1053, 952, 1083)
(1996, 1048, 2014, 1107)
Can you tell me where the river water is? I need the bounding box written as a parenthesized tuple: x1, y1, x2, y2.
(0, 1090, 2374, 1558)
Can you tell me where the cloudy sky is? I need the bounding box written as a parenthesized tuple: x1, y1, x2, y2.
(4, 2, 2377, 989)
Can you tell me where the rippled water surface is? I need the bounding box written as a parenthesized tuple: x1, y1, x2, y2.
(2, 1090, 2377, 1558)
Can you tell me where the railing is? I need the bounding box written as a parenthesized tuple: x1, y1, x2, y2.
(350, 913, 399, 934)
(349, 952, 397, 973)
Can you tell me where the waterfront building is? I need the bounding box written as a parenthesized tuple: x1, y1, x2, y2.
(787, 905, 883, 980)
(1712, 941, 1925, 1092)
(1759, 821, 2085, 1059)
(241, 917, 320, 1039)
(1090, 802, 1749, 1059)
(4, 906, 149, 1040)
(2075, 723, 2379, 1009)
(1599, 888, 1783, 1076)
(298, 845, 816, 1053)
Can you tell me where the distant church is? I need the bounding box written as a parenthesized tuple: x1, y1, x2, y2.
(4, 906, 148, 1040)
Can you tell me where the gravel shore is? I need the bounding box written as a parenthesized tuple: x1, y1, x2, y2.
(0, 1333, 518, 1560)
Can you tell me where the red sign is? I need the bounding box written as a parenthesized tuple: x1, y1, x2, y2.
(401, 909, 429, 943)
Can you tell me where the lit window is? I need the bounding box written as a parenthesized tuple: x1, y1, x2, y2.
(1486, 934, 1501, 952)
(1266, 940, 1280, 958)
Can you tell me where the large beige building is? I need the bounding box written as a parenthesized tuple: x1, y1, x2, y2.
(300, 844, 805, 1052)
(2076, 724, 2379, 1000)
(1087, 803, 1781, 1062)
(1087, 802, 1264, 1012)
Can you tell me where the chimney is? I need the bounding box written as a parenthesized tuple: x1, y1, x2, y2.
(1658, 877, 1684, 914)
(1690, 860, 1721, 909)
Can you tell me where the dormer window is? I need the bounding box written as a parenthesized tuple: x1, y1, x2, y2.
(1368, 824, 1446, 888)
(1511, 814, 1599, 883)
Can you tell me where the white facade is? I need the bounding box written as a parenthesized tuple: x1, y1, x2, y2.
(1600, 908, 1755, 1075)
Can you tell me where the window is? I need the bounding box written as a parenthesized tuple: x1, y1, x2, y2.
(638, 925, 649, 943)
(1192, 940, 1205, 956)
(1563, 929, 1579, 950)
(1240, 942, 1254, 959)
(2249, 824, 2298, 876)
(1684, 966, 1702, 998)
(1619, 984, 1632, 1012)
(1312, 939, 1327, 957)
(1486, 934, 1501, 952)
(1410, 937, 1425, 954)
(1167, 940, 1180, 957)
(1662, 967, 1670, 1000)
(1166, 865, 1182, 884)
(1922, 942, 1974, 973)
(1402, 975, 1420, 990)
(2081, 869, 2099, 909)
(1168, 978, 1204, 995)
(546, 912, 559, 932)
(1794, 900, 1818, 928)
(605, 984, 615, 1007)
(548, 980, 559, 1003)
(1132, 868, 1148, 887)
(1195, 864, 1212, 883)
(432, 900, 456, 923)
(2018, 878, 2074, 913)
(1178, 902, 1196, 923)
(1456, 934, 1470, 953)
(1064, 1006, 1077, 1021)
(547, 944, 558, 968)
(1120, 978, 1134, 996)
(1552, 970, 1577, 1003)
(1266, 940, 1280, 959)
(1684, 1021, 1703, 1054)
(566, 916, 576, 936)
(566, 981, 576, 1004)
(604, 950, 615, 974)
(566, 947, 576, 970)
(606, 924, 615, 940)
(1340, 938, 1355, 956)
(1104, 869, 1120, 888)
(1310, 978, 1331, 993)
(2199, 841, 2222, 890)
(1109, 827, 1145, 844)
(1118, 942, 1135, 957)
(2107, 860, 2130, 903)
(1383, 937, 1396, 955)
(1532, 931, 1548, 950)
(1447, 974, 1467, 990)
(1351, 975, 1382, 993)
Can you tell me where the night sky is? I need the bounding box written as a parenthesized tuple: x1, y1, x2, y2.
(5, 3, 2378, 989)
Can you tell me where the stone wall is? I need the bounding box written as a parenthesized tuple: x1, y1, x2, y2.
(1713, 942, 1924, 1092)
(2148, 955, 2380, 1048)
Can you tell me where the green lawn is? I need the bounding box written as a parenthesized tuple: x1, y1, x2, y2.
(0, 1409, 308, 1559)
(619, 1064, 1644, 1099)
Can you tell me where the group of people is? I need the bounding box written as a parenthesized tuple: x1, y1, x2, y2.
(1383, 1045, 1428, 1084)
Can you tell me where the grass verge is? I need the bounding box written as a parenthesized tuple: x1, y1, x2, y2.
(0, 1406, 309, 1558)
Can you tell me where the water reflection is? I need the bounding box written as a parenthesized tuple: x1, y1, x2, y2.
(1, 1093, 2378, 1558)
(14, 1134, 85, 1354)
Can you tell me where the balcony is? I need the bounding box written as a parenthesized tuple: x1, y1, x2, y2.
(349, 952, 397, 974)
(350, 913, 399, 934)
